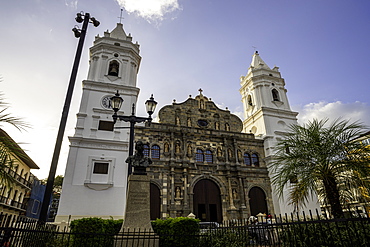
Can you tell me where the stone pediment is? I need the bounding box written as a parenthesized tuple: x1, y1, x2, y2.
(158, 91, 243, 132)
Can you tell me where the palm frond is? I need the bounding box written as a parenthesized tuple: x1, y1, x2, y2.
(271, 117, 370, 217)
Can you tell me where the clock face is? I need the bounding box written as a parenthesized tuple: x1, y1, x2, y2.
(101, 96, 112, 109)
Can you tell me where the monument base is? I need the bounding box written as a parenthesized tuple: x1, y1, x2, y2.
(115, 174, 159, 246)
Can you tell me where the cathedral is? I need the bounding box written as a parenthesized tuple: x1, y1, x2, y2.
(55, 23, 319, 223)
(136, 90, 273, 221)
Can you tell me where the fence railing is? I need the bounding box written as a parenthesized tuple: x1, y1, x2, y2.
(0, 211, 370, 247)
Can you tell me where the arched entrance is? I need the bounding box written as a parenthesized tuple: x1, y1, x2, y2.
(150, 183, 160, 220)
(249, 186, 268, 216)
(193, 179, 222, 222)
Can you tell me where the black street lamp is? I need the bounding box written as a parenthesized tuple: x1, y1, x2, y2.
(111, 91, 157, 175)
(38, 12, 100, 223)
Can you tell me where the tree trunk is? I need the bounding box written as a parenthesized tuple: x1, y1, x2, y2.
(323, 175, 343, 218)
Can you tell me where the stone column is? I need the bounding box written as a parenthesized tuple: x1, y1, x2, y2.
(233, 138, 239, 164)
(228, 176, 236, 210)
(170, 168, 175, 205)
(183, 168, 188, 209)
(169, 168, 176, 218)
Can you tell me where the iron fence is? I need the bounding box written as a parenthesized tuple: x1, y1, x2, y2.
(0, 211, 370, 246)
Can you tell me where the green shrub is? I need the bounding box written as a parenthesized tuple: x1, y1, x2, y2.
(152, 217, 200, 247)
(69, 217, 123, 247)
(199, 228, 249, 247)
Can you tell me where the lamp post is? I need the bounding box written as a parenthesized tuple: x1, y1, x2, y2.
(38, 12, 100, 223)
(111, 91, 157, 175)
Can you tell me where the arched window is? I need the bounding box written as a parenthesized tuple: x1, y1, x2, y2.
(143, 144, 150, 157)
(196, 149, 204, 162)
(244, 153, 251, 166)
(205, 150, 213, 163)
(108, 60, 119, 76)
(252, 153, 259, 166)
(151, 145, 160, 160)
(272, 89, 280, 101)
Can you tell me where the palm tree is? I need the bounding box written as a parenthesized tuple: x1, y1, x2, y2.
(271, 118, 370, 218)
(0, 92, 29, 186)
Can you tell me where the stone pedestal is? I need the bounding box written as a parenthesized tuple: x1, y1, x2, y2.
(123, 174, 152, 229)
(116, 174, 159, 246)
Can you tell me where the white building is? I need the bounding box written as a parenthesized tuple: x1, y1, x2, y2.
(240, 51, 320, 215)
(55, 23, 141, 222)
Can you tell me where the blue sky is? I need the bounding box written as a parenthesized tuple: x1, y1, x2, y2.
(1, 0, 370, 178)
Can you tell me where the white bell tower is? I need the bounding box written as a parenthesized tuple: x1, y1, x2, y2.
(240, 51, 320, 215)
(56, 23, 141, 222)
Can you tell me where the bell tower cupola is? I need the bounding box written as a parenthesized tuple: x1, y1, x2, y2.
(87, 23, 141, 87)
(240, 51, 320, 215)
(240, 51, 297, 138)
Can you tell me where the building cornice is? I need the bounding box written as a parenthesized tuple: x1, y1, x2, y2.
(68, 136, 128, 151)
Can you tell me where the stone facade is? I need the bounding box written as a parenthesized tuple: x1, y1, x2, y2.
(135, 91, 274, 222)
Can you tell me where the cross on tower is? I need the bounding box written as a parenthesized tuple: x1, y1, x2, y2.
(252, 46, 258, 54)
(198, 88, 203, 95)
(118, 9, 124, 24)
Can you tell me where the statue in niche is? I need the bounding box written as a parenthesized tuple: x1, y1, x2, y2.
(187, 144, 192, 156)
(217, 148, 222, 157)
(176, 116, 180, 125)
(215, 122, 220, 130)
(228, 149, 233, 158)
(125, 141, 152, 175)
(225, 123, 230, 131)
(238, 150, 242, 160)
(164, 142, 169, 153)
(200, 99, 205, 109)
(175, 143, 181, 153)
(175, 187, 181, 198)
(232, 189, 238, 200)
(187, 118, 192, 127)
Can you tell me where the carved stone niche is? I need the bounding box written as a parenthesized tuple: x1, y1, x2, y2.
(174, 186, 183, 206)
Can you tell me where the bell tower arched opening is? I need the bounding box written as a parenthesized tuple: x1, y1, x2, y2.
(108, 60, 119, 76)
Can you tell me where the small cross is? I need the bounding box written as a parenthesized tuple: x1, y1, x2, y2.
(252, 46, 258, 53)
(118, 9, 124, 24)
(198, 88, 203, 95)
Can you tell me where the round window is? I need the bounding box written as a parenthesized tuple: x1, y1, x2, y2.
(197, 120, 208, 127)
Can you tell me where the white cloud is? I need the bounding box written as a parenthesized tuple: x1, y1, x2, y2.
(116, 0, 181, 22)
(64, 0, 78, 9)
(293, 101, 370, 127)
